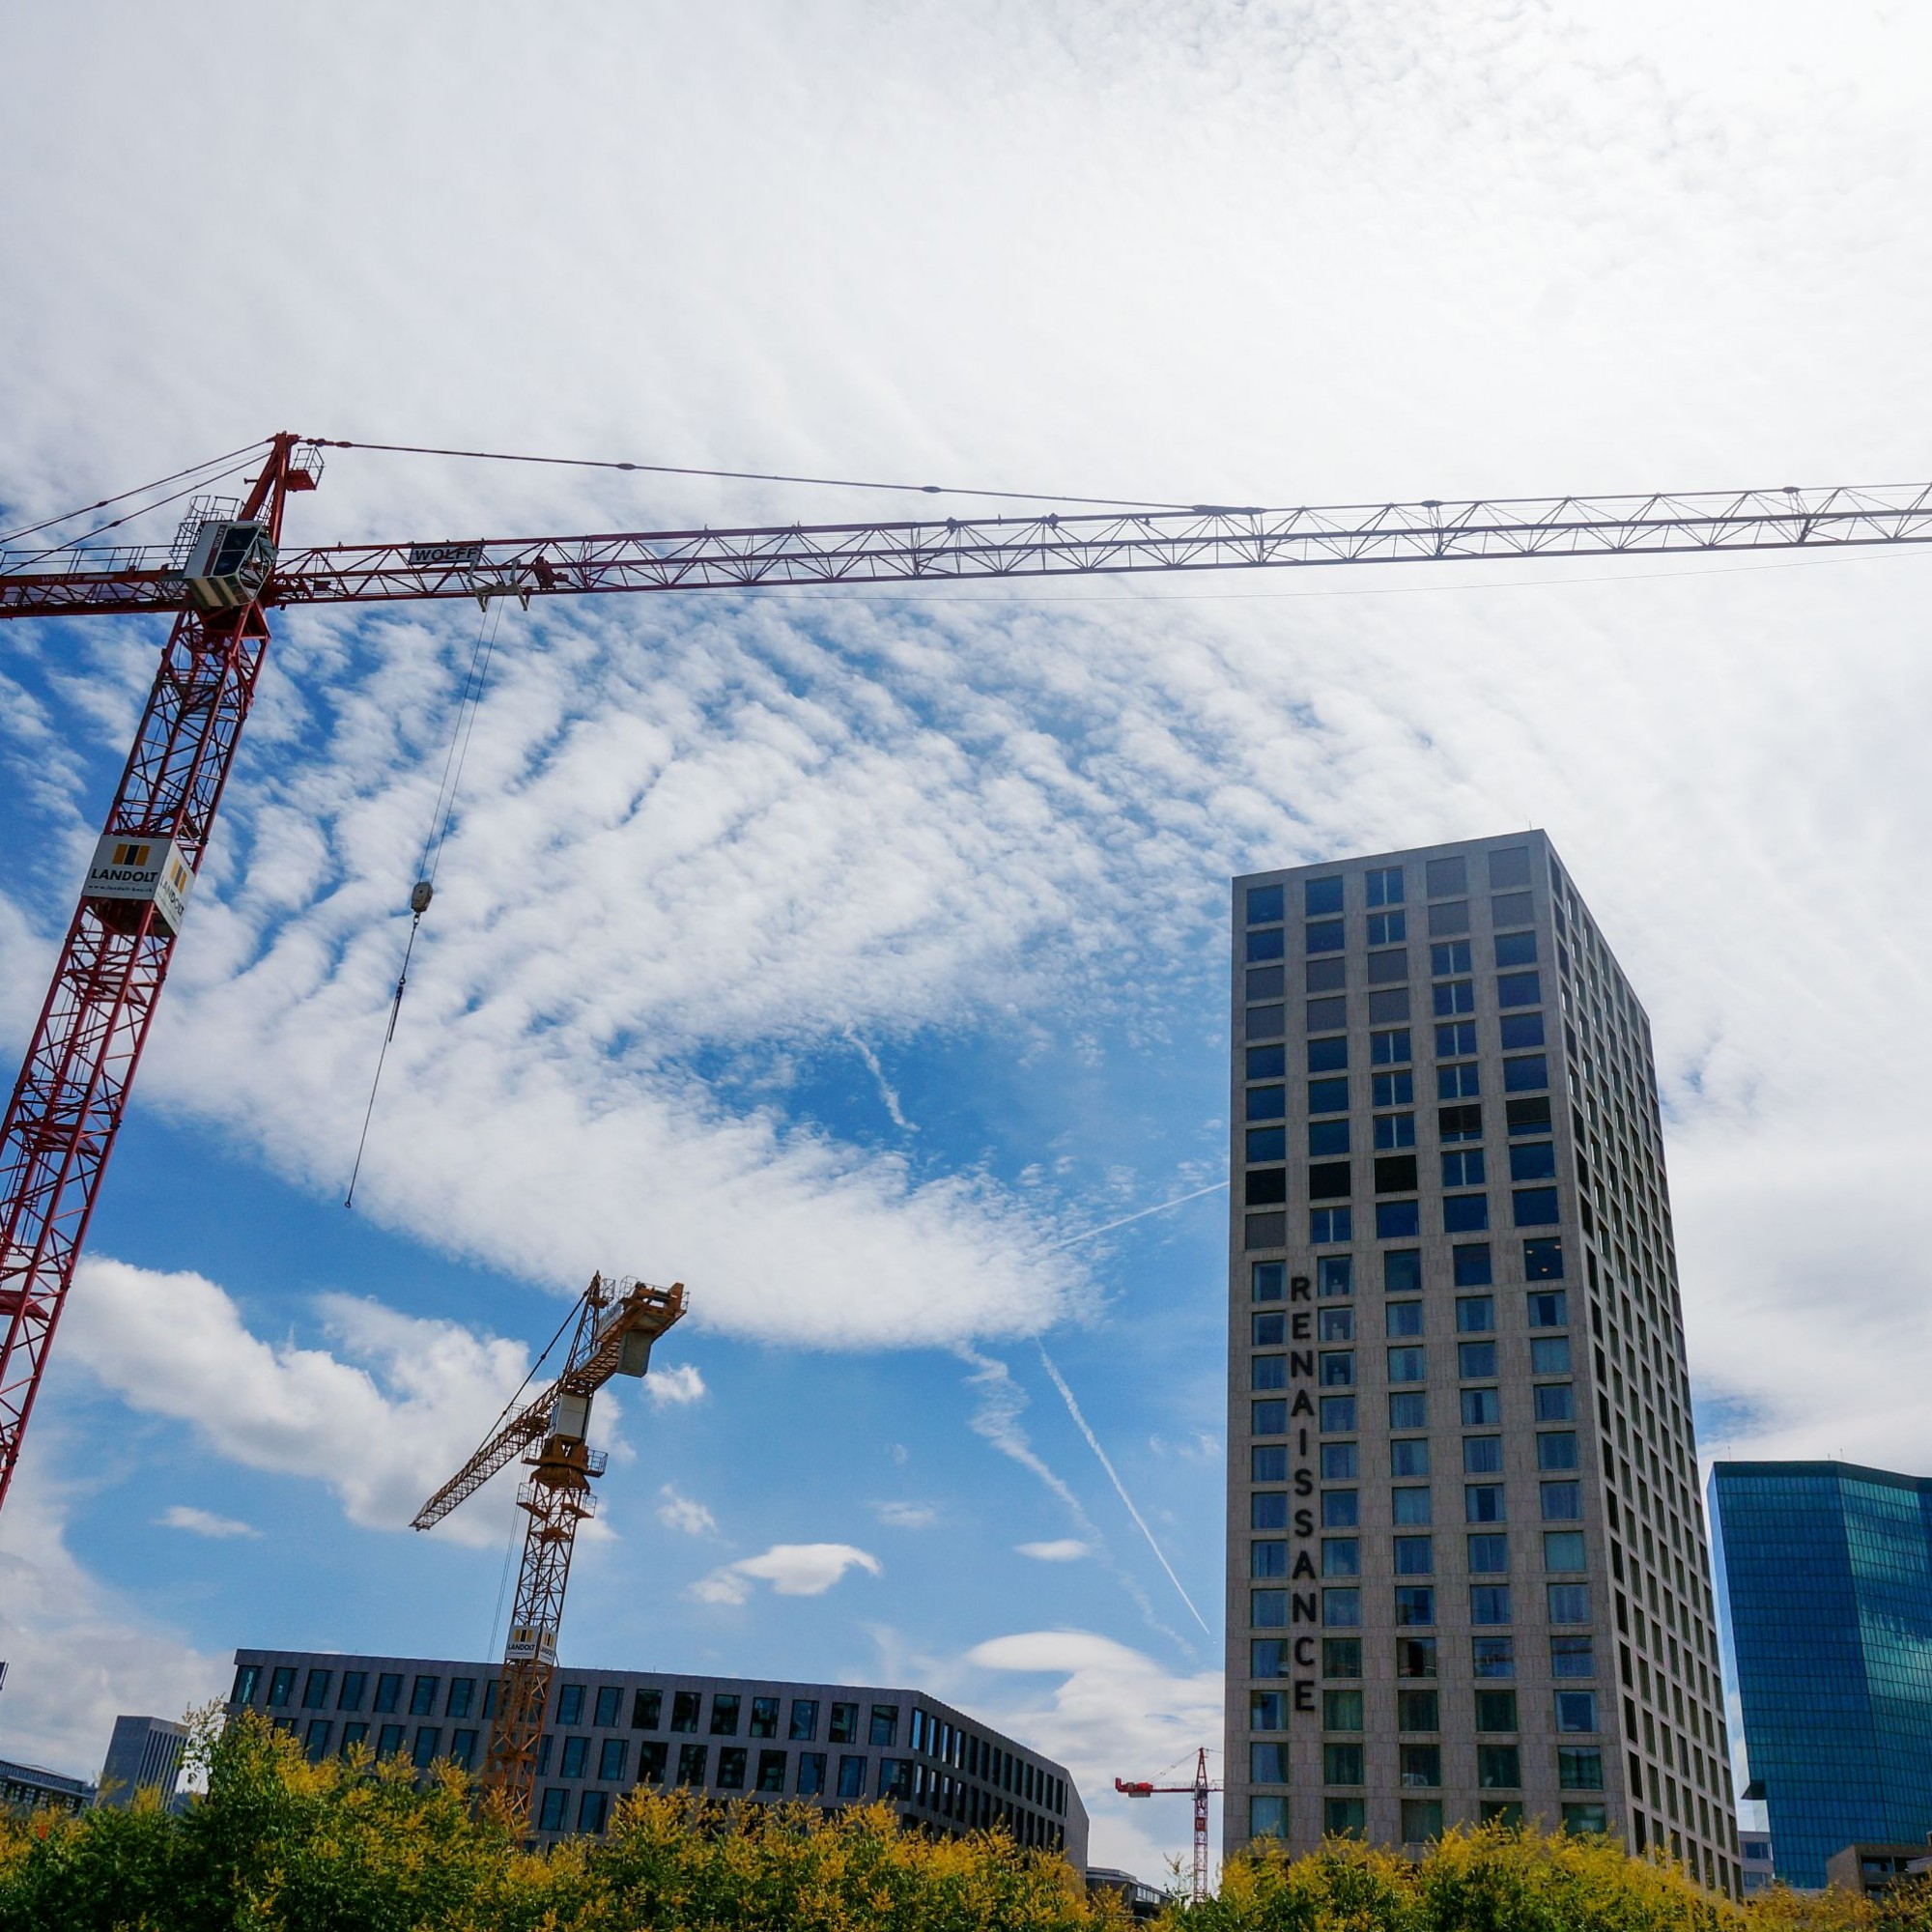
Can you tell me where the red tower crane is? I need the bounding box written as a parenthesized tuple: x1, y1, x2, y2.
(1117, 1747, 1222, 1905)
(0, 436, 1929, 1511)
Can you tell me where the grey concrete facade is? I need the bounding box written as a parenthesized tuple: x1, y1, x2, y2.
(1225, 833, 1736, 1893)
(228, 1647, 1085, 1863)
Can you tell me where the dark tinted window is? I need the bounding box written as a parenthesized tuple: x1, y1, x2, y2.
(1305, 877, 1345, 915)
(1426, 856, 1467, 896)
(1308, 1037, 1349, 1073)
(1499, 1011, 1544, 1049)
(1308, 1079, 1348, 1114)
(1246, 884, 1284, 924)
(1306, 920, 1344, 954)
(1505, 1097, 1551, 1135)
(1306, 995, 1347, 1031)
(1306, 954, 1347, 992)
(1375, 1154, 1418, 1193)
(1247, 1043, 1287, 1079)
(1488, 847, 1531, 890)
(1309, 1162, 1351, 1199)
(1368, 987, 1410, 1023)
(1428, 900, 1469, 936)
(1248, 927, 1286, 962)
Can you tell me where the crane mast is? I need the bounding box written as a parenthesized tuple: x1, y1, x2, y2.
(0, 439, 1929, 1513)
(414, 1271, 686, 1823)
(1117, 1747, 1222, 1904)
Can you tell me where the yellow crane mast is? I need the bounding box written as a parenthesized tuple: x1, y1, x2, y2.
(413, 1272, 687, 1823)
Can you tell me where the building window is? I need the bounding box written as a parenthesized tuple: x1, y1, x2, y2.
(1443, 1194, 1489, 1235)
(1322, 1539, 1359, 1577)
(1390, 1435, 1430, 1474)
(1383, 1250, 1421, 1293)
(1524, 1237, 1565, 1280)
(1435, 1019, 1477, 1058)
(1554, 1690, 1600, 1733)
(1503, 1054, 1549, 1092)
(753, 1748, 787, 1794)
(599, 1738, 628, 1781)
(1400, 1745, 1441, 1788)
(830, 1703, 860, 1744)
(1514, 1188, 1560, 1227)
(1374, 1154, 1418, 1193)
(1478, 1745, 1522, 1789)
(1495, 930, 1538, 968)
(1467, 1534, 1508, 1574)
(593, 1686, 622, 1728)
(1558, 1747, 1605, 1790)
(1550, 1635, 1595, 1679)
(710, 1695, 741, 1737)
(1387, 1346, 1426, 1383)
(1463, 1435, 1502, 1473)
(267, 1667, 296, 1709)
(1252, 1263, 1286, 1302)
(1458, 1339, 1498, 1378)
(718, 1747, 748, 1790)
(1385, 1300, 1422, 1338)
(1377, 1201, 1421, 1239)
(1470, 1586, 1514, 1626)
(339, 1722, 369, 1755)
(1306, 920, 1344, 954)
(638, 1743, 668, 1785)
(1249, 1794, 1290, 1838)
(1307, 1119, 1347, 1156)
(1305, 877, 1344, 916)
(1321, 1443, 1359, 1480)
(796, 1751, 826, 1796)
(1561, 1803, 1608, 1835)
(1375, 1112, 1416, 1150)
(1527, 1291, 1568, 1329)
(1318, 1307, 1353, 1341)
(1456, 1295, 1494, 1333)
(1249, 928, 1287, 963)
(1368, 911, 1406, 946)
(1505, 1096, 1552, 1136)
(1247, 1042, 1287, 1081)
(1307, 1036, 1348, 1074)
(337, 1672, 366, 1713)
(1461, 1389, 1501, 1426)
(1394, 1586, 1435, 1626)
(1373, 1071, 1414, 1107)
(1253, 1355, 1286, 1390)
(1253, 1493, 1288, 1530)
(1396, 1636, 1438, 1679)
(1249, 964, 1286, 1001)
(1323, 1589, 1362, 1628)
(1473, 1636, 1516, 1680)
(1500, 1011, 1545, 1050)
(1322, 1743, 1365, 1785)
(1254, 1442, 1289, 1480)
(1320, 1350, 1355, 1387)
(1308, 1162, 1350, 1201)
(560, 1736, 589, 1779)
(1541, 1482, 1581, 1520)
(1323, 1637, 1363, 1678)
(1320, 1396, 1356, 1432)
(1465, 1485, 1506, 1524)
(1322, 1491, 1358, 1528)
(1537, 1432, 1579, 1471)
(538, 1788, 569, 1833)
(1509, 1142, 1556, 1181)
(1392, 1487, 1432, 1525)
(1441, 1149, 1485, 1187)
(1497, 972, 1542, 1009)
(1246, 884, 1284, 924)
(1544, 1531, 1587, 1573)
(1394, 1537, 1434, 1576)
(1252, 1541, 1287, 1577)
(1310, 1208, 1353, 1243)
(1324, 1797, 1367, 1834)
(447, 1679, 475, 1720)
(1453, 1244, 1493, 1287)
(1439, 1103, 1483, 1142)
(1302, 1261, 1346, 1304)
(1548, 1583, 1592, 1624)
(1372, 1028, 1411, 1065)
(1533, 1384, 1574, 1421)
(1367, 866, 1405, 906)
(1434, 981, 1476, 1019)
(1247, 1084, 1287, 1122)
(677, 1744, 707, 1785)
(556, 1685, 585, 1727)
(1322, 1688, 1365, 1730)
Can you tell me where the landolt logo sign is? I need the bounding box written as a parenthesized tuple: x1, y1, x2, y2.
(84, 832, 195, 936)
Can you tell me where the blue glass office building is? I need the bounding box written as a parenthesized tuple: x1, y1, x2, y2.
(1710, 1461, 1932, 1889)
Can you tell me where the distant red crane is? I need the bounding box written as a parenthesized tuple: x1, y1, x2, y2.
(1118, 1747, 1221, 1904)
(2, 437, 1930, 1513)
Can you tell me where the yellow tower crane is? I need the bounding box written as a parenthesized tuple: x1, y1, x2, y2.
(413, 1272, 687, 1824)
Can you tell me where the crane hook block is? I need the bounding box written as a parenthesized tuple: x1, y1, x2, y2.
(410, 880, 434, 916)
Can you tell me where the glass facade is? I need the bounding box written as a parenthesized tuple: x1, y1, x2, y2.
(1710, 1462, 1932, 1889)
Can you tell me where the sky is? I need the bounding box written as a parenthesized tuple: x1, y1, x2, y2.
(2, 0, 1931, 1880)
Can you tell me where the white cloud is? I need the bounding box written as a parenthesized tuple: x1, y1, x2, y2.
(965, 1630, 1223, 1880)
(1016, 1538, 1091, 1562)
(156, 1505, 259, 1540)
(644, 1364, 707, 1407)
(690, 1542, 882, 1605)
(656, 1487, 717, 1537)
(60, 1257, 534, 1543)
(873, 1500, 938, 1530)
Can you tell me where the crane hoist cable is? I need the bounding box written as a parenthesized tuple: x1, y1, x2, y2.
(0, 438, 273, 549)
(343, 591, 510, 1208)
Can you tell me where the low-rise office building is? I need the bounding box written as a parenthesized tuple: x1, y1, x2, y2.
(1826, 1843, 1932, 1899)
(0, 1756, 94, 1815)
(1739, 1829, 1775, 1894)
(227, 1648, 1085, 1861)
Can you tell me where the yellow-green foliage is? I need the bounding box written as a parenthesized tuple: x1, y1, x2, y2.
(1181, 1827, 1932, 1932)
(8, 1717, 1932, 1932)
(0, 1708, 1120, 1932)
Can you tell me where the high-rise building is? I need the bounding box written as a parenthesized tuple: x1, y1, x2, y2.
(1709, 1459, 1932, 1889)
(1225, 833, 1737, 1892)
(227, 1648, 1084, 1860)
(98, 1714, 187, 1809)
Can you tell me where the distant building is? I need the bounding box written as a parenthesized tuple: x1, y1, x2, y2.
(1739, 1828, 1775, 1893)
(1086, 1867, 1166, 1920)
(1826, 1843, 1932, 1898)
(0, 1757, 93, 1815)
(99, 1715, 187, 1809)
(1226, 836, 1736, 1890)
(1710, 1461, 1932, 1889)
(227, 1648, 1085, 1861)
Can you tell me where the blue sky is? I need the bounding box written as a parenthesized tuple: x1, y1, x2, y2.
(4, 0, 1932, 1878)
